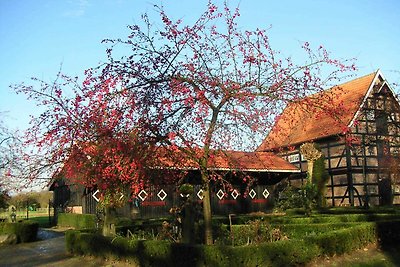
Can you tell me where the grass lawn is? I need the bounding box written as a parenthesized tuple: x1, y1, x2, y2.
(0, 210, 54, 228)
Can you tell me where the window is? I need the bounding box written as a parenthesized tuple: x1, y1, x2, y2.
(288, 154, 300, 163)
(366, 110, 374, 121)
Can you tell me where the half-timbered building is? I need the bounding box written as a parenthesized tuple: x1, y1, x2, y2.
(257, 70, 400, 207)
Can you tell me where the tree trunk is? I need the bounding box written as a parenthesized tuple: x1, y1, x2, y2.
(102, 206, 116, 237)
(202, 181, 213, 245)
(182, 200, 195, 244)
(307, 161, 314, 183)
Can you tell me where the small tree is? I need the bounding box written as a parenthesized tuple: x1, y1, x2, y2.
(12, 70, 166, 236)
(312, 154, 330, 207)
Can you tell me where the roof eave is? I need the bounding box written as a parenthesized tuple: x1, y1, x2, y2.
(152, 166, 300, 173)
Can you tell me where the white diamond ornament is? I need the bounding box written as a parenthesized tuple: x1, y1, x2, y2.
(157, 189, 167, 201)
(138, 190, 148, 201)
(92, 189, 100, 202)
(249, 189, 256, 199)
(262, 189, 270, 199)
(231, 189, 239, 200)
(197, 189, 204, 200)
(216, 189, 225, 200)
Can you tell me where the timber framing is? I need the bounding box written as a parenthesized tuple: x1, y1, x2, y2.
(259, 70, 400, 207)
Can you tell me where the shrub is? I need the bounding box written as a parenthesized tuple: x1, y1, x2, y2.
(66, 230, 320, 266)
(305, 223, 377, 256)
(0, 220, 38, 243)
(65, 215, 400, 266)
(227, 220, 287, 246)
(267, 213, 400, 224)
(274, 184, 317, 215)
(57, 213, 96, 229)
(312, 153, 329, 208)
(279, 222, 357, 239)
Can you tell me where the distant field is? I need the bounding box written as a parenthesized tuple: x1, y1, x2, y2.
(0, 208, 54, 221)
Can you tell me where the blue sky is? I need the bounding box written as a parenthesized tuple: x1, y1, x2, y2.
(1, 0, 399, 131)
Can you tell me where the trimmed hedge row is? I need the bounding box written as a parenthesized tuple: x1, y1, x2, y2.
(268, 213, 400, 224)
(0, 220, 39, 243)
(304, 222, 377, 256)
(278, 222, 358, 239)
(57, 213, 96, 229)
(66, 230, 319, 267)
(211, 210, 400, 226)
(66, 220, 400, 266)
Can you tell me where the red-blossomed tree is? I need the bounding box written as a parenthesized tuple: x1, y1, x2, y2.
(12, 72, 174, 236)
(13, 2, 355, 242)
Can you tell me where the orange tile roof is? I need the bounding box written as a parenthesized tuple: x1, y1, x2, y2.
(158, 148, 299, 172)
(257, 72, 377, 151)
(209, 151, 299, 172)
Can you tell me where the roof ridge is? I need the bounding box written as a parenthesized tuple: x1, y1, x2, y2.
(293, 71, 377, 103)
(257, 71, 379, 151)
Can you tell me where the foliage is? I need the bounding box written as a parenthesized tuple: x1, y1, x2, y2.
(65, 212, 400, 266)
(305, 223, 377, 256)
(66, 221, 400, 266)
(275, 183, 317, 215)
(312, 154, 330, 207)
(300, 142, 322, 162)
(0, 190, 10, 209)
(278, 222, 357, 239)
(0, 220, 39, 243)
(226, 220, 287, 246)
(8, 191, 53, 210)
(275, 146, 328, 212)
(178, 183, 194, 195)
(66, 229, 320, 266)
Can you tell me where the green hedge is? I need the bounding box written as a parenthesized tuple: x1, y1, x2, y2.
(278, 222, 358, 239)
(66, 219, 400, 266)
(57, 213, 96, 229)
(0, 220, 39, 243)
(305, 223, 376, 256)
(66, 230, 319, 267)
(268, 213, 400, 224)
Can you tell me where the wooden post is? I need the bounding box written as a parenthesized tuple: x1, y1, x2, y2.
(345, 144, 355, 206)
(48, 199, 52, 226)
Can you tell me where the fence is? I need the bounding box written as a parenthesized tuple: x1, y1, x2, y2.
(0, 206, 54, 222)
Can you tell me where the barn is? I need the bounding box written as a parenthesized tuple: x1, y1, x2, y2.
(50, 151, 299, 218)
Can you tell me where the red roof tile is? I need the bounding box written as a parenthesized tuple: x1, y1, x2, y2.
(257, 72, 377, 151)
(158, 148, 299, 172)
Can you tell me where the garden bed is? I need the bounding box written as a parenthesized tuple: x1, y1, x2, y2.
(64, 210, 400, 266)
